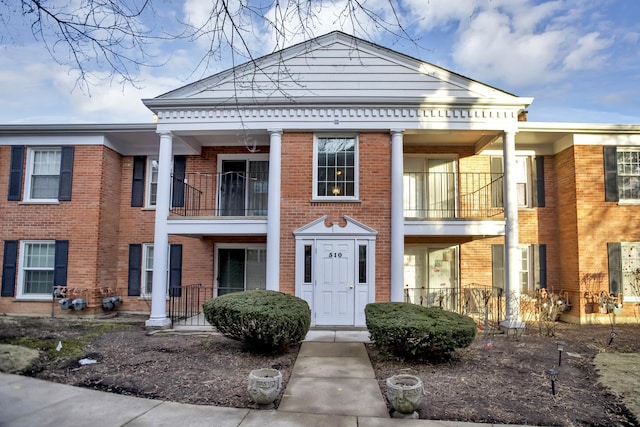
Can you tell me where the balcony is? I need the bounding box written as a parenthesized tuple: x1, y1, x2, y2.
(404, 171, 505, 236)
(404, 171, 504, 219)
(170, 171, 268, 217)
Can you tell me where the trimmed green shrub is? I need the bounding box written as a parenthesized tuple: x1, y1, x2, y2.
(203, 290, 311, 353)
(365, 302, 477, 360)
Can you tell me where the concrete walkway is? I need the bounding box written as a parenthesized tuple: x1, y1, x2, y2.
(0, 330, 536, 427)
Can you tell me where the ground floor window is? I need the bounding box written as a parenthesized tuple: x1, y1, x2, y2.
(19, 241, 55, 296)
(492, 244, 547, 293)
(142, 244, 154, 298)
(622, 242, 640, 302)
(216, 245, 266, 296)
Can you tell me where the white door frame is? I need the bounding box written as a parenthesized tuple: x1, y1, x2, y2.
(294, 216, 377, 326)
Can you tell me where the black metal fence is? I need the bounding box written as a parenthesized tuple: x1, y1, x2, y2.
(404, 285, 505, 328)
(168, 284, 213, 327)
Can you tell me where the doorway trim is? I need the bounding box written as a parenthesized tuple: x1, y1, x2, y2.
(293, 216, 377, 326)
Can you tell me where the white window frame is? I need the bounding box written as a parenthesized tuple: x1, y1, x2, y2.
(621, 242, 640, 303)
(24, 147, 62, 203)
(16, 240, 56, 300)
(312, 134, 359, 201)
(616, 148, 640, 202)
(487, 151, 533, 208)
(214, 243, 267, 297)
(145, 157, 159, 208)
(140, 243, 170, 299)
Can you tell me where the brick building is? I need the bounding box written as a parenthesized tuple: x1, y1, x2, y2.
(2, 32, 639, 326)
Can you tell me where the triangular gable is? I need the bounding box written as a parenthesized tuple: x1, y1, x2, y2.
(294, 215, 378, 237)
(153, 31, 520, 105)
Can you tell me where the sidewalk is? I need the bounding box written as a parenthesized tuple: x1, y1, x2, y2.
(0, 330, 535, 426)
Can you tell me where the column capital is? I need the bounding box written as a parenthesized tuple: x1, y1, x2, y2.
(267, 128, 283, 135)
(390, 129, 405, 135)
(503, 127, 518, 136)
(157, 130, 173, 138)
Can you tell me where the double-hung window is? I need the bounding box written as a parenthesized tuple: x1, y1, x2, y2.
(621, 243, 640, 302)
(492, 244, 547, 293)
(142, 244, 155, 298)
(314, 135, 358, 200)
(616, 149, 640, 201)
(27, 149, 61, 200)
(146, 158, 159, 207)
(18, 241, 55, 298)
(490, 154, 545, 208)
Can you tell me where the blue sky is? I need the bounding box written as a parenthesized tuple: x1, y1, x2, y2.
(0, 0, 638, 125)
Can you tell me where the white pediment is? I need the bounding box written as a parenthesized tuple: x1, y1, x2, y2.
(151, 31, 522, 106)
(294, 215, 378, 237)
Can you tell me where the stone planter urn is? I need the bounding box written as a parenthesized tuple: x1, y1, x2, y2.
(385, 374, 424, 419)
(247, 368, 282, 408)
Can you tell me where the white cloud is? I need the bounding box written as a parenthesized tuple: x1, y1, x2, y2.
(563, 32, 611, 71)
(415, 0, 614, 88)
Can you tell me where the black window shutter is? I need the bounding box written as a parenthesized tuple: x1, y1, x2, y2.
(172, 156, 186, 208)
(491, 244, 505, 290)
(53, 240, 69, 287)
(533, 244, 547, 289)
(58, 147, 74, 201)
(607, 242, 622, 295)
(603, 146, 618, 202)
(169, 244, 183, 297)
(8, 146, 24, 201)
(1, 241, 18, 297)
(128, 244, 142, 296)
(131, 156, 146, 207)
(532, 156, 546, 207)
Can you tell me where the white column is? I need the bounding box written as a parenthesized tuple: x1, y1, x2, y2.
(390, 130, 405, 302)
(266, 129, 282, 291)
(145, 131, 173, 328)
(502, 129, 522, 326)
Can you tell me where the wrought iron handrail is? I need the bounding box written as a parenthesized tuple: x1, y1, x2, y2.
(403, 171, 504, 219)
(168, 283, 212, 327)
(170, 171, 269, 217)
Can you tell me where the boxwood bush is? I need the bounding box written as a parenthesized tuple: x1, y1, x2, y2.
(203, 290, 311, 353)
(365, 302, 477, 360)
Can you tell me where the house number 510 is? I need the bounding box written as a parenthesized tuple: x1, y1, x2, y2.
(328, 252, 343, 258)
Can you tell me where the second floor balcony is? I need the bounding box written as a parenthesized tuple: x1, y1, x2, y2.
(168, 169, 503, 222)
(404, 171, 504, 220)
(170, 171, 269, 217)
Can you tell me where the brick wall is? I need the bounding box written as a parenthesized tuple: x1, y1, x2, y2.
(279, 132, 393, 301)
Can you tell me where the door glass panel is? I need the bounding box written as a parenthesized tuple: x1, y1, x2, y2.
(403, 157, 426, 218)
(247, 161, 268, 215)
(218, 248, 245, 295)
(219, 161, 247, 216)
(404, 246, 458, 309)
(246, 249, 266, 290)
(428, 159, 455, 218)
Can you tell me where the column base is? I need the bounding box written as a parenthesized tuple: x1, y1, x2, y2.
(499, 319, 526, 336)
(145, 317, 172, 329)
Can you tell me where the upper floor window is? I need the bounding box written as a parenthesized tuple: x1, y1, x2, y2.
(490, 154, 544, 208)
(146, 158, 158, 207)
(27, 149, 61, 200)
(617, 149, 640, 201)
(604, 146, 640, 202)
(10, 146, 74, 203)
(314, 135, 358, 200)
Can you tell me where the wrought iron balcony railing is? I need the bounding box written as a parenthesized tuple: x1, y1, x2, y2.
(170, 171, 269, 217)
(403, 172, 504, 219)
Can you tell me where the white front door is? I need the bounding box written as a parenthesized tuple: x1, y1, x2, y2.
(315, 240, 355, 326)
